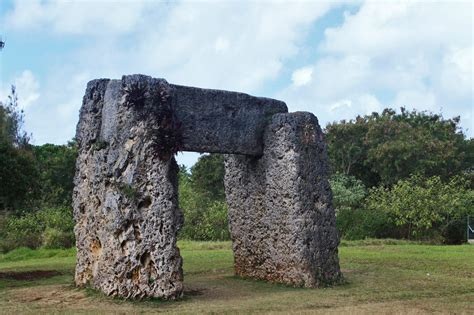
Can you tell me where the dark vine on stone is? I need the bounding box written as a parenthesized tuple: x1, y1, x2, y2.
(149, 86, 183, 161)
(122, 79, 183, 161)
(123, 81, 147, 108)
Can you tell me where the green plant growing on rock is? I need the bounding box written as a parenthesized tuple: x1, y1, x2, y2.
(118, 183, 140, 202)
(123, 81, 147, 108)
(122, 79, 183, 161)
(92, 140, 108, 151)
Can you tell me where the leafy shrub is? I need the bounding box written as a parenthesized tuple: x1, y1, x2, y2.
(366, 175, 474, 243)
(0, 211, 43, 251)
(37, 207, 75, 232)
(178, 164, 230, 241)
(330, 173, 366, 213)
(330, 174, 390, 240)
(42, 228, 75, 249)
(0, 141, 40, 211)
(199, 201, 230, 241)
(32, 142, 77, 207)
(0, 207, 75, 252)
(335, 206, 396, 240)
(179, 189, 230, 241)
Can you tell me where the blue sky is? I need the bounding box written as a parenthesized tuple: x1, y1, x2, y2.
(0, 0, 472, 168)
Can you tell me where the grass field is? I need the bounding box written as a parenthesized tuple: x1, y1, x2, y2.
(0, 240, 473, 314)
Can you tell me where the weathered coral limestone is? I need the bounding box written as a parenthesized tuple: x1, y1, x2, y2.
(73, 74, 341, 299)
(224, 112, 342, 287)
(74, 76, 183, 299)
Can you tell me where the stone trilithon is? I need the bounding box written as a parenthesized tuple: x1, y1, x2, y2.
(73, 74, 342, 299)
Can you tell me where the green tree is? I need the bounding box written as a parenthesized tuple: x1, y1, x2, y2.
(0, 85, 30, 147)
(33, 141, 78, 207)
(365, 108, 472, 186)
(326, 108, 473, 187)
(366, 174, 474, 243)
(178, 154, 230, 241)
(326, 117, 379, 186)
(330, 173, 393, 240)
(0, 142, 40, 211)
(330, 173, 366, 214)
(190, 153, 225, 200)
(0, 86, 40, 211)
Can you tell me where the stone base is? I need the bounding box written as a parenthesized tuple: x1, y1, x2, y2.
(224, 112, 342, 287)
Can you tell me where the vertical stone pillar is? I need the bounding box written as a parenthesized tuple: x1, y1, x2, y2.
(73, 76, 183, 299)
(225, 112, 342, 287)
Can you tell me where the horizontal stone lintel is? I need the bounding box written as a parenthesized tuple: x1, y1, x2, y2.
(91, 75, 288, 156)
(170, 83, 288, 155)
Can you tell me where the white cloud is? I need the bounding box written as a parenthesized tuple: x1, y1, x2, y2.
(214, 37, 230, 53)
(438, 45, 473, 99)
(279, 0, 473, 135)
(330, 99, 352, 112)
(393, 90, 436, 111)
(3, 0, 472, 162)
(4, 1, 340, 93)
(327, 94, 381, 120)
(359, 93, 382, 114)
(5, 1, 337, 92)
(320, 1, 471, 57)
(3, 0, 345, 155)
(292, 66, 313, 86)
(126, 1, 337, 92)
(2, 70, 40, 109)
(5, 0, 153, 35)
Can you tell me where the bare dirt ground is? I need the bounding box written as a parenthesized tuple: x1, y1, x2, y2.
(2, 283, 473, 315)
(0, 270, 62, 281)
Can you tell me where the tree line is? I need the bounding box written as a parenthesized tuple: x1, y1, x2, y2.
(0, 87, 77, 251)
(326, 110, 473, 243)
(180, 109, 473, 244)
(0, 86, 473, 252)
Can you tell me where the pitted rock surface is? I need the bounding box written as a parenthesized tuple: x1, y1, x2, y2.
(170, 84, 287, 155)
(224, 112, 342, 287)
(74, 74, 341, 299)
(74, 76, 183, 299)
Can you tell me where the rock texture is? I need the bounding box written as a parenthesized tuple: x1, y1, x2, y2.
(74, 76, 184, 299)
(73, 74, 289, 298)
(224, 112, 343, 287)
(170, 84, 287, 155)
(74, 74, 341, 299)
